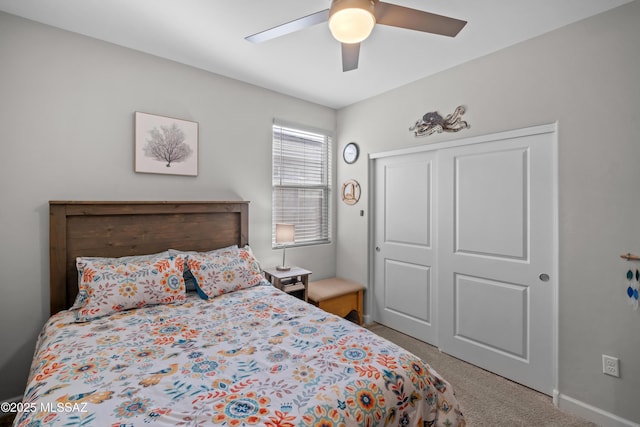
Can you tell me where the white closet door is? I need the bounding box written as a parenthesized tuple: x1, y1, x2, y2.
(437, 131, 555, 394)
(373, 151, 438, 344)
(371, 125, 556, 394)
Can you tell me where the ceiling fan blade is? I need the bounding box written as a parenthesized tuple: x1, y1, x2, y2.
(375, 2, 466, 37)
(342, 43, 360, 72)
(245, 9, 330, 43)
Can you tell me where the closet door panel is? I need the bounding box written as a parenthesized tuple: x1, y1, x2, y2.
(373, 151, 437, 344)
(438, 131, 555, 395)
(455, 148, 527, 259)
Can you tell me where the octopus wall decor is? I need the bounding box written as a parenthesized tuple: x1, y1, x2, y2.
(409, 105, 470, 137)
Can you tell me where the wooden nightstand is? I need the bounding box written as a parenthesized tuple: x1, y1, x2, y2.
(263, 266, 312, 302)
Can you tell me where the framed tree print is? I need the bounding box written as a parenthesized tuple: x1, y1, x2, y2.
(135, 112, 199, 176)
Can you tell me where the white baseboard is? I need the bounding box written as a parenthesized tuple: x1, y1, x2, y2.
(557, 393, 639, 427)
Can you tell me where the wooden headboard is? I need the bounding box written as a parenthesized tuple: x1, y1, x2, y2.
(49, 201, 249, 315)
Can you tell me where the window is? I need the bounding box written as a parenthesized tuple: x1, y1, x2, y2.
(272, 121, 332, 247)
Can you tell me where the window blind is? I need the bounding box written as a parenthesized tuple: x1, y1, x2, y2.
(272, 123, 332, 247)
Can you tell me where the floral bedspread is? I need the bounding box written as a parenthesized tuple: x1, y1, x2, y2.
(15, 285, 464, 427)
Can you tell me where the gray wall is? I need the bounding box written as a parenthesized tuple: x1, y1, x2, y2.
(0, 12, 336, 399)
(336, 1, 640, 423)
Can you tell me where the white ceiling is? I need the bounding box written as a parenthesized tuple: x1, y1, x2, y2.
(0, 0, 632, 109)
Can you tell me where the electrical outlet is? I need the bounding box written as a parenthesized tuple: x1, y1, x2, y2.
(602, 355, 620, 377)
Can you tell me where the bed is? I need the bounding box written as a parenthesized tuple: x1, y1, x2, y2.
(15, 201, 465, 427)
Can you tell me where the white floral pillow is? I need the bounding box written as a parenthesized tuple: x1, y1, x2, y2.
(72, 251, 171, 309)
(187, 248, 269, 299)
(74, 255, 186, 322)
(169, 246, 239, 292)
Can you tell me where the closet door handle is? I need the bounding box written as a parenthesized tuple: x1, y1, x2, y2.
(375, 247, 381, 252)
(539, 273, 550, 282)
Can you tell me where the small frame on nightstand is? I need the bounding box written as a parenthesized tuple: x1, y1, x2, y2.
(263, 266, 312, 302)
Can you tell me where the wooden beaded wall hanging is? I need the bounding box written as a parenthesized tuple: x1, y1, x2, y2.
(341, 179, 361, 205)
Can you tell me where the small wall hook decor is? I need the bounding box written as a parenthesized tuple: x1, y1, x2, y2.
(409, 105, 470, 137)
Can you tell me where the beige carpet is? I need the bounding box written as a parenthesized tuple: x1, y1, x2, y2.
(366, 323, 595, 427)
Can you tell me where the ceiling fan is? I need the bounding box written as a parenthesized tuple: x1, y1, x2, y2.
(245, 0, 467, 72)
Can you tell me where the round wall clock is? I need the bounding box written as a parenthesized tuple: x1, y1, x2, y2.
(341, 179, 361, 205)
(343, 142, 359, 164)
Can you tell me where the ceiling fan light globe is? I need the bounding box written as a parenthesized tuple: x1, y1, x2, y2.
(329, 6, 376, 44)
